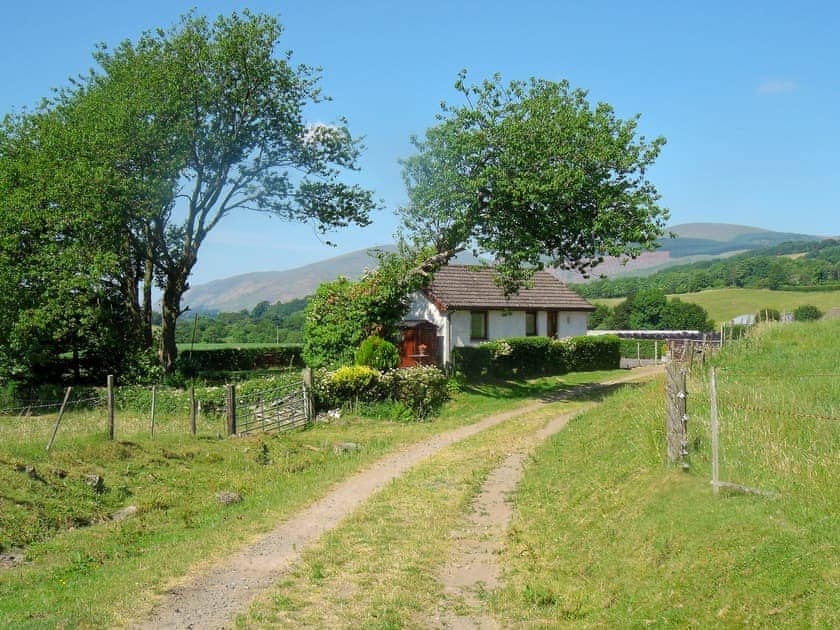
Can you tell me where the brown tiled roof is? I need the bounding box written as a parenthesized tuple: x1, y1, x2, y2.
(425, 266, 594, 311)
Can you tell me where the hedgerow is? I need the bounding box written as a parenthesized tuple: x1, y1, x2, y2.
(452, 334, 620, 379)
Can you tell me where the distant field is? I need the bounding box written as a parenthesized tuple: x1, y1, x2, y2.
(176, 342, 298, 351)
(593, 288, 840, 325)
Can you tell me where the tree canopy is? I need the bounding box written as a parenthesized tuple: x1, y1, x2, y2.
(0, 10, 377, 380)
(399, 72, 669, 292)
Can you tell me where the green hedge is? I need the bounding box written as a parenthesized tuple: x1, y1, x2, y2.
(452, 335, 620, 379)
(175, 344, 302, 375)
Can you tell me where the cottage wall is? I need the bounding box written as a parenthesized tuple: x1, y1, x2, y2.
(557, 311, 589, 338)
(406, 292, 591, 365)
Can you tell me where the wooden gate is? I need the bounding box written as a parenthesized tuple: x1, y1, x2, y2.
(234, 376, 312, 435)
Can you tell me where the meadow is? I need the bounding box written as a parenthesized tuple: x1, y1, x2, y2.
(595, 287, 840, 325)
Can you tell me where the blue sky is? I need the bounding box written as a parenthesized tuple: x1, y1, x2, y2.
(2, 1, 838, 286)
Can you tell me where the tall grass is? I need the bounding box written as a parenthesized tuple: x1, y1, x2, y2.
(496, 320, 839, 627)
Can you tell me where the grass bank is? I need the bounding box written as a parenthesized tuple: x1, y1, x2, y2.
(494, 320, 839, 626)
(0, 369, 625, 627)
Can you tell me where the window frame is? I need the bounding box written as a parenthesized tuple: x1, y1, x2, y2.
(470, 310, 488, 341)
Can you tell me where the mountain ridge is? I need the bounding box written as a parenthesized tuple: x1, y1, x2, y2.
(183, 223, 824, 312)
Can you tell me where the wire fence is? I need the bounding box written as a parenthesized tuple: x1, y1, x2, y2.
(0, 370, 313, 449)
(685, 367, 839, 500)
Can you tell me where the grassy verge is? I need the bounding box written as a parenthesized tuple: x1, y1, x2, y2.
(0, 369, 625, 627)
(494, 320, 839, 626)
(239, 397, 601, 628)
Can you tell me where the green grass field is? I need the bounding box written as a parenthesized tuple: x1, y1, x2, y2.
(494, 319, 839, 626)
(176, 342, 298, 351)
(0, 368, 625, 628)
(594, 287, 840, 325)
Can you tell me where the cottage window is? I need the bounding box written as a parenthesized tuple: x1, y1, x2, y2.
(470, 311, 488, 340)
(525, 311, 537, 336)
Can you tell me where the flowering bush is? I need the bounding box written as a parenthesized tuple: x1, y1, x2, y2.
(314, 364, 448, 420)
(380, 365, 449, 419)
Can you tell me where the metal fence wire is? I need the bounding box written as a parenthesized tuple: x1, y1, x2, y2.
(235, 381, 308, 434)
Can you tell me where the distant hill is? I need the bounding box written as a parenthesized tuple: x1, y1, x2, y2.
(183, 246, 397, 313)
(658, 223, 819, 258)
(184, 223, 826, 312)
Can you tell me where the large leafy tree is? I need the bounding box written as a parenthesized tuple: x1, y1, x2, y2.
(399, 72, 669, 292)
(87, 11, 377, 371)
(0, 109, 143, 382)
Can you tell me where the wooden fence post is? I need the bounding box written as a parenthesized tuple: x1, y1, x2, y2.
(107, 375, 115, 440)
(302, 367, 314, 423)
(710, 366, 719, 494)
(665, 363, 689, 467)
(637, 341, 641, 367)
(190, 386, 197, 435)
(150, 385, 156, 437)
(46, 387, 72, 452)
(225, 384, 236, 436)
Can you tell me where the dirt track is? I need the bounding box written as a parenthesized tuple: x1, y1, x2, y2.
(133, 365, 662, 629)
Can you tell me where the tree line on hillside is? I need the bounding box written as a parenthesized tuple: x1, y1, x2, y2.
(1, 9, 671, 384)
(174, 299, 307, 345)
(574, 239, 840, 299)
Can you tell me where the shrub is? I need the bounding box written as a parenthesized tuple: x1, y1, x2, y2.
(313, 364, 448, 420)
(380, 366, 449, 419)
(452, 335, 620, 379)
(355, 336, 400, 371)
(793, 304, 823, 321)
(313, 365, 381, 410)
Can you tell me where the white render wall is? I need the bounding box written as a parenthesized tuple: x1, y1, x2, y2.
(556, 311, 589, 338)
(406, 293, 591, 364)
(406, 293, 447, 328)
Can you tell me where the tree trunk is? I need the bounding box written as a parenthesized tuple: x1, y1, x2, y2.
(159, 258, 193, 373)
(142, 255, 154, 348)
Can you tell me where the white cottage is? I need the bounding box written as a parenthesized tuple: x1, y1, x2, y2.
(400, 265, 595, 367)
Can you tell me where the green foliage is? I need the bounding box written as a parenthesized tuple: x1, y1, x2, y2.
(756, 308, 781, 322)
(313, 365, 449, 420)
(3, 10, 377, 375)
(588, 303, 612, 329)
(452, 335, 620, 379)
(605, 291, 714, 331)
(355, 336, 400, 371)
(303, 251, 426, 368)
(574, 238, 840, 300)
(399, 72, 668, 292)
(174, 345, 302, 377)
(379, 366, 449, 419)
(793, 304, 823, 321)
(174, 299, 308, 345)
(314, 365, 381, 410)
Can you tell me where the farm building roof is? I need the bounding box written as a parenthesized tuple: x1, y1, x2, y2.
(424, 265, 594, 312)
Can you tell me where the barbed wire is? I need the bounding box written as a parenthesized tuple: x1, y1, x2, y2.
(0, 395, 104, 417)
(716, 369, 840, 378)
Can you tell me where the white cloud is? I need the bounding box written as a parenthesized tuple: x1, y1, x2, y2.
(757, 79, 798, 95)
